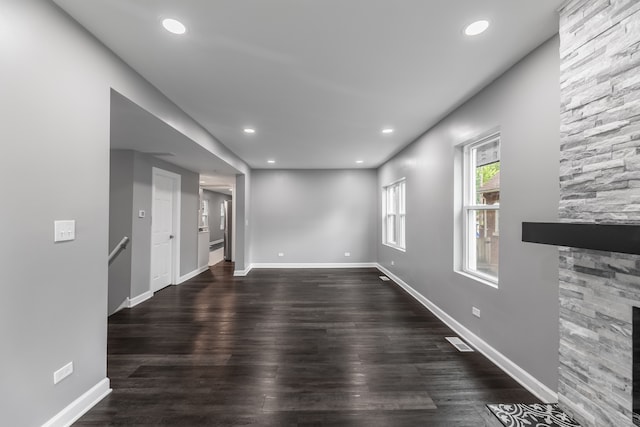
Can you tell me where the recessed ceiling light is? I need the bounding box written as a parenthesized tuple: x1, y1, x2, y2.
(464, 20, 489, 36)
(267, 160, 276, 164)
(162, 18, 186, 35)
(356, 160, 364, 164)
(243, 128, 256, 134)
(382, 128, 394, 134)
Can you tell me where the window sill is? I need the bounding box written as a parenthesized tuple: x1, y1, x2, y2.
(383, 243, 406, 253)
(455, 270, 498, 289)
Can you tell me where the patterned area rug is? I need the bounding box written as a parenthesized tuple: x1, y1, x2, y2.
(487, 403, 580, 427)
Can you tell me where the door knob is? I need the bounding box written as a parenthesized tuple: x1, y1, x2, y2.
(169, 235, 174, 239)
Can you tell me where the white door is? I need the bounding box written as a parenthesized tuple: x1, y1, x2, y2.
(151, 170, 178, 293)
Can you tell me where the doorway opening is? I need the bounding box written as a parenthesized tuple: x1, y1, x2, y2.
(198, 175, 234, 267)
(107, 90, 243, 317)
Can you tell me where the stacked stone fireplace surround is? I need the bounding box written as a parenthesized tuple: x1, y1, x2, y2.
(558, 0, 640, 425)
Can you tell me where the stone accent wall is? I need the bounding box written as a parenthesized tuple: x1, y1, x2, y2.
(559, 0, 640, 426)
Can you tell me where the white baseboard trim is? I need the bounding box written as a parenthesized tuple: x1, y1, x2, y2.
(234, 265, 253, 277)
(251, 262, 378, 269)
(114, 298, 129, 313)
(177, 266, 209, 284)
(376, 264, 558, 404)
(128, 291, 153, 308)
(209, 247, 225, 266)
(42, 378, 111, 427)
(234, 262, 378, 277)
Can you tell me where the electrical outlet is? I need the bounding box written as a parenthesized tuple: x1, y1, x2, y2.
(344, 252, 351, 257)
(472, 307, 481, 318)
(278, 252, 284, 257)
(53, 362, 73, 384)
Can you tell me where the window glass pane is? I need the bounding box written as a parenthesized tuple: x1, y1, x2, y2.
(199, 199, 209, 229)
(387, 215, 396, 243)
(469, 138, 500, 206)
(468, 209, 499, 279)
(474, 161, 500, 205)
(389, 186, 397, 214)
(475, 138, 500, 167)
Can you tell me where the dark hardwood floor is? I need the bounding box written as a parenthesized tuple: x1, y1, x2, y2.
(76, 264, 538, 426)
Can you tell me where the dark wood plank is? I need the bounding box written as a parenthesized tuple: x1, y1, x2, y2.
(75, 264, 539, 426)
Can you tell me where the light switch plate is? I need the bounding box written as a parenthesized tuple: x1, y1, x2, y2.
(54, 220, 76, 242)
(138, 210, 145, 218)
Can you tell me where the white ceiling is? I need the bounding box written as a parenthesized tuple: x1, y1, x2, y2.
(56, 0, 563, 170)
(199, 174, 234, 195)
(110, 90, 239, 183)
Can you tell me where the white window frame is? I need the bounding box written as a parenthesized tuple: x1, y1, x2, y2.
(383, 178, 406, 251)
(462, 133, 500, 285)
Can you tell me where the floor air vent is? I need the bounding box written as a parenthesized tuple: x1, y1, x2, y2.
(379, 276, 390, 281)
(445, 337, 474, 352)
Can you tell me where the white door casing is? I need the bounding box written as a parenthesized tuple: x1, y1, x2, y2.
(151, 168, 181, 293)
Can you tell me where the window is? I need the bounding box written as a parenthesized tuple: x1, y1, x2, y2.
(462, 134, 500, 283)
(199, 194, 209, 231)
(383, 179, 406, 250)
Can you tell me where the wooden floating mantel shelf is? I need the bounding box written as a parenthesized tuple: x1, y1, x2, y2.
(521, 222, 640, 256)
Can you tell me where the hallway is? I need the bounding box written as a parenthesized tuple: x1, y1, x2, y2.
(76, 264, 536, 426)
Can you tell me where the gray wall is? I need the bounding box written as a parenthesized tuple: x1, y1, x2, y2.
(250, 169, 378, 264)
(0, 1, 249, 426)
(108, 150, 135, 313)
(235, 173, 250, 271)
(108, 149, 201, 314)
(377, 37, 561, 390)
(202, 190, 232, 243)
(131, 151, 200, 295)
